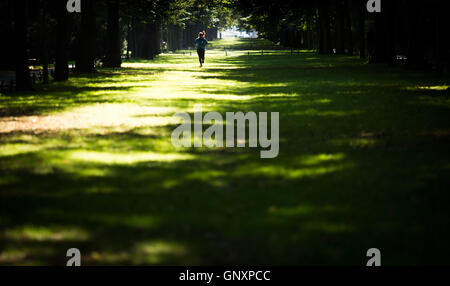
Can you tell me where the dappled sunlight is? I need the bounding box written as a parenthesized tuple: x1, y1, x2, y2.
(3, 225, 90, 242)
(184, 169, 228, 187)
(406, 85, 449, 91)
(132, 240, 188, 265)
(0, 246, 57, 266)
(68, 166, 111, 178)
(234, 162, 353, 179)
(67, 150, 195, 165)
(84, 250, 131, 265)
(313, 99, 332, 104)
(82, 240, 190, 265)
(78, 238, 189, 265)
(0, 249, 28, 265)
(0, 104, 181, 133)
(133, 84, 256, 101)
(1, 41, 450, 265)
(300, 153, 346, 166)
(231, 153, 350, 180)
(0, 143, 44, 157)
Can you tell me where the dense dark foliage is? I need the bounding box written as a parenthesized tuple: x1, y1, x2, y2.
(0, 0, 233, 89)
(235, 0, 450, 70)
(1, 0, 449, 90)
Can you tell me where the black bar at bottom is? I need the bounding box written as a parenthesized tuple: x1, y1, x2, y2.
(0, 266, 448, 284)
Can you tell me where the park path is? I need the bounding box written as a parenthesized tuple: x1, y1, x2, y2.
(0, 50, 250, 134)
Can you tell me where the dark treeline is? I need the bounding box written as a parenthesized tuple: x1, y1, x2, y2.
(0, 0, 233, 90)
(236, 0, 450, 72)
(1, 0, 449, 91)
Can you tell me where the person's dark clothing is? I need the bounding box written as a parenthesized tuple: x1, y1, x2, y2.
(197, 49, 205, 65)
(195, 37, 208, 66)
(195, 38, 208, 50)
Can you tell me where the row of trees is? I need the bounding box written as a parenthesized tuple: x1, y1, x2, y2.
(3, 0, 448, 92)
(0, 0, 234, 91)
(234, 0, 450, 72)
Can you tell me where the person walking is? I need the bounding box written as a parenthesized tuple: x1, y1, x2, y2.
(195, 31, 208, 67)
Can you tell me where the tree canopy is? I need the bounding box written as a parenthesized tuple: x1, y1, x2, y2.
(1, 0, 449, 90)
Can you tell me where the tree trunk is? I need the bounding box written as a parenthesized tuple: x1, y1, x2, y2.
(435, 0, 450, 73)
(0, 2, 14, 70)
(370, 11, 388, 63)
(386, 0, 396, 66)
(104, 0, 122, 68)
(295, 28, 302, 49)
(55, 0, 70, 81)
(41, 0, 49, 84)
(140, 21, 161, 60)
(344, 0, 353, 55)
(359, 0, 366, 58)
(406, 1, 426, 69)
(13, 0, 33, 90)
(135, 23, 153, 59)
(152, 21, 161, 56)
(168, 25, 179, 52)
(126, 19, 131, 59)
(76, 0, 97, 73)
(318, 3, 332, 54)
(335, 0, 346, 54)
(132, 17, 137, 58)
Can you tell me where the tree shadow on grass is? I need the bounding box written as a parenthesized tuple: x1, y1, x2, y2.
(0, 68, 165, 117)
(1, 122, 450, 265)
(0, 54, 450, 265)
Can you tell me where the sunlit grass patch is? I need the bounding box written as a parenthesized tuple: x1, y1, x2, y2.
(0, 143, 44, 157)
(67, 150, 195, 165)
(3, 225, 89, 242)
(80, 239, 189, 265)
(406, 85, 449, 91)
(132, 240, 187, 264)
(233, 162, 353, 179)
(300, 153, 346, 166)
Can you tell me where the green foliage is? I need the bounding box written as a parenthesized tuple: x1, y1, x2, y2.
(233, 0, 315, 40)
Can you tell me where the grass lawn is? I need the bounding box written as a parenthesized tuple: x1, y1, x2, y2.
(1, 38, 449, 265)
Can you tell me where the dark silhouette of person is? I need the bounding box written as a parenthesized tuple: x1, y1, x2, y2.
(195, 31, 208, 67)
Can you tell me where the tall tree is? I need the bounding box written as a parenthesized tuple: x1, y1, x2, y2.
(54, 0, 71, 81)
(344, 0, 353, 55)
(318, 1, 332, 54)
(359, 0, 366, 58)
(0, 1, 15, 70)
(104, 0, 122, 68)
(335, 0, 346, 54)
(13, 0, 33, 90)
(41, 0, 49, 84)
(76, 0, 97, 73)
(385, 0, 396, 66)
(434, 0, 450, 73)
(406, 0, 426, 69)
(370, 10, 387, 63)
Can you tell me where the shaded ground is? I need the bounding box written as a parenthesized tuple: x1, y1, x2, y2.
(1, 39, 450, 265)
